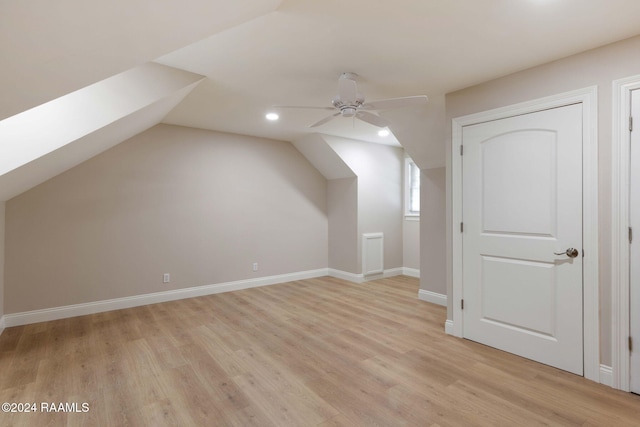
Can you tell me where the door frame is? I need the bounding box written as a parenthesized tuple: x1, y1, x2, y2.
(450, 86, 599, 383)
(611, 75, 640, 392)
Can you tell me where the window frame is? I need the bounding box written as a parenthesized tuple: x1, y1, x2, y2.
(404, 157, 420, 219)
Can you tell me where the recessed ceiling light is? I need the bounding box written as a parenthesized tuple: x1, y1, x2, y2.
(378, 129, 390, 137)
(266, 112, 279, 121)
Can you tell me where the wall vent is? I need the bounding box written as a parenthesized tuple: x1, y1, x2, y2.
(362, 232, 384, 276)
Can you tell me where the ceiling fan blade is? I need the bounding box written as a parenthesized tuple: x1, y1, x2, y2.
(273, 105, 335, 111)
(355, 111, 390, 128)
(310, 112, 341, 128)
(337, 74, 358, 102)
(361, 95, 428, 111)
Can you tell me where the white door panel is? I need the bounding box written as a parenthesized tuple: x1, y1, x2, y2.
(630, 88, 640, 393)
(480, 256, 556, 336)
(481, 130, 557, 236)
(462, 104, 583, 375)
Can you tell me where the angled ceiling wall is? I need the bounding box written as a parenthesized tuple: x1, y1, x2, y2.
(292, 134, 355, 180)
(0, 1, 285, 201)
(0, 63, 204, 201)
(0, 0, 282, 121)
(380, 96, 446, 170)
(293, 133, 404, 275)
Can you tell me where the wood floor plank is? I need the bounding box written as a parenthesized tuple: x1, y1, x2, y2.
(232, 372, 331, 427)
(1, 276, 640, 426)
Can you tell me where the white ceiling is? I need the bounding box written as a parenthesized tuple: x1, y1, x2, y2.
(3, 0, 640, 193)
(157, 0, 640, 144)
(0, 0, 280, 121)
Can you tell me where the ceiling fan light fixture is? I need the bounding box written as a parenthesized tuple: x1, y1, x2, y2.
(341, 107, 357, 117)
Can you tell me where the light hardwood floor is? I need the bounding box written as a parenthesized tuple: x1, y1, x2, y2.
(1, 276, 639, 426)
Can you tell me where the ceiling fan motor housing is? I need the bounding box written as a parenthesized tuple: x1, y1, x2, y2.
(332, 94, 365, 117)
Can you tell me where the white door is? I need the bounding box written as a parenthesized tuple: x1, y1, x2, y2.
(630, 88, 640, 393)
(462, 103, 584, 375)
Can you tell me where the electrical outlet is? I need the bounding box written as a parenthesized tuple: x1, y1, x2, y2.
(252, 263, 258, 272)
(163, 273, 170, 283)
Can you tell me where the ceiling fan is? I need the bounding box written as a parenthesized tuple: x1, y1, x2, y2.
(274, 72, 428, 128)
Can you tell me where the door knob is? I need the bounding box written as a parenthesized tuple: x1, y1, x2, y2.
(554, 248, 579, 258)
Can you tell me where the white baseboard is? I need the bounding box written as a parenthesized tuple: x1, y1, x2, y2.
(3, 269, 329, 328)
(445, 319, 455, 335)
(3, 267, 422, 328)
(403, 268, 420, 278)
(383, 267, 404, 278)
(418, 289, 447, 306)
(328, 267, 409, 283)
(600, 364, 613, 388)
(328, 268, 365, 283)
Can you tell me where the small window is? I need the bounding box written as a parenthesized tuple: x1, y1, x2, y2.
(405, 158, 420, 217)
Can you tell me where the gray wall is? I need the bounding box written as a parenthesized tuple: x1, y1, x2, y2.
(327, 137, 404, 272)
(4, 124, 328, 314)
(420, 168, 446, 294)
(386, 97, 447, 294)
(328, 177, 358, 273)
(445, 34, 640, 367)
(403, 219, 420, 270)
(358, 145, 403, 272)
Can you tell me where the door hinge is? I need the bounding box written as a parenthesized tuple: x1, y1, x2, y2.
(461, 299, 464, 310)
(460, 145, 464, 156)
(460, 222, 464, 233)
(630, 227, 634, 243)
(630, 116, 634, 132)
(630, 336, 633, 352)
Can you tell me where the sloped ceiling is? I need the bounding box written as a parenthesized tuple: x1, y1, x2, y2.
(3, 0, 640, 200)
(0, 0, 282, 121)
(0, 62, 205, 201)
(158, 0, 640, 146)
(0, 0, 280, 201)
(292, 134, 355, 180)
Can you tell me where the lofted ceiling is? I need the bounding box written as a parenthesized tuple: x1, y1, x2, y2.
(157, 0, 640, 144)
(2, 0, 640, 199)
(0, 0, 281, 121)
